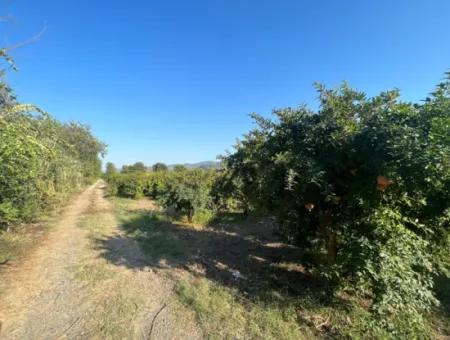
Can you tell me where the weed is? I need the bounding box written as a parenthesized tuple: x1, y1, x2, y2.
(0, 224, 48, 265)
(176, 277, 314, 340)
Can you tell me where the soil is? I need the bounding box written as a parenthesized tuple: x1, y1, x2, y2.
(0, 181, 200, 340)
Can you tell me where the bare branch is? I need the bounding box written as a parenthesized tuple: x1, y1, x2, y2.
(4, 24, 47, 52)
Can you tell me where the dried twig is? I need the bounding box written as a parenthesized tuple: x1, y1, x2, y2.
(3, 25, 47, 52)
(56, 316, 81, 339)
(148, 303, 168, 339)
(315, 316, 330, 330)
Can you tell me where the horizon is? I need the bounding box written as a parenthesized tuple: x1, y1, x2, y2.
(2, 0, 450, 167)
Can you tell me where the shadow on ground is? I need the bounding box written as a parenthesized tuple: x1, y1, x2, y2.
(96, 204, 346, 310)
(435, 274, 450, 316)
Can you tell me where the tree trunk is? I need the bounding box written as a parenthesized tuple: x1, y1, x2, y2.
(187, 209, 193, 223)
(327, 231, 337, 265)
(319, 209, 337, 265)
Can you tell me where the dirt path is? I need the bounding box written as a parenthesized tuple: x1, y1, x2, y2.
(0, 181, 201, 340)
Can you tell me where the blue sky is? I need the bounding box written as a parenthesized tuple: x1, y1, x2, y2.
(2, 0, 449, 167)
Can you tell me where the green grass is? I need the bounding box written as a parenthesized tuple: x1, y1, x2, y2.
(176, 277, 315, 340)
(174, 277, 416, 339)
(191, 208, 216, 225)
(124, 214, 186, 261)
(111, 197, 187, 263)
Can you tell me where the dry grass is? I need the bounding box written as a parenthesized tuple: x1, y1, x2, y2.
(0, 186, 90, 265)
(1, 183, 200, 339)
(71, 192, 201, 339)
(111, 197, 322, 339)
(110, 197, 450, 339)
(0, 220, 55, 267)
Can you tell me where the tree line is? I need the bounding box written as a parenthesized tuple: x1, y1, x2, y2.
(105, 76, 450, 336)
(0, 54, 106, 229)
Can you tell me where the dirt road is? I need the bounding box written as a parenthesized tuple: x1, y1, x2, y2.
(0, 182, 200, 339)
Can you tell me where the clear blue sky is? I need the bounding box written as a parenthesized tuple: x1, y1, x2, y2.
(2, 0, 449, 167)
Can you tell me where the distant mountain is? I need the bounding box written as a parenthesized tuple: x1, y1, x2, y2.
(168, 161, 222, 170)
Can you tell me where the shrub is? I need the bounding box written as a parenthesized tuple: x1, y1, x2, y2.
(121, 162, 147, 173)
(105, 162, 118, 177)
(0, 103, 105, 229)
(220, 77, 450, 332)
(114, 173, 148, 198)
(158, 169, 216, 222)
(144, 171, 169, 198)
(152, 162, 168, 172)
(0, 51, 105, 229)
(106, 168, 217, 223)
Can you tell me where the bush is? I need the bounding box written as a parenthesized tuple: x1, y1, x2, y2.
(102, 76, 450, 335)
(105, 162, 118, 177)
(152, 162, 168, 172)
(0, 102, 105, 229)
(219, 77, 450, 332)
(105, 168, 217, 223)
(157, 169, 216, 222)
(116, 173, 148, 198)
(121, 162, 147, 173)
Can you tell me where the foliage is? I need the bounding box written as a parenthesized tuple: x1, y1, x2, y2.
(0, 87, 106, 228)
(173, 164, 187, 172)
(107, 173, 146, 198)
(212, 168, 251, 214)
(104, 75, 450, 335)
(105, 162, 118, 177)
(121, 162, 147, 173)
(152, 162, 168, 172)
(219, 76, 450, 333)
(106, 168, 216, 222)
(158, 169, 216, 222)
